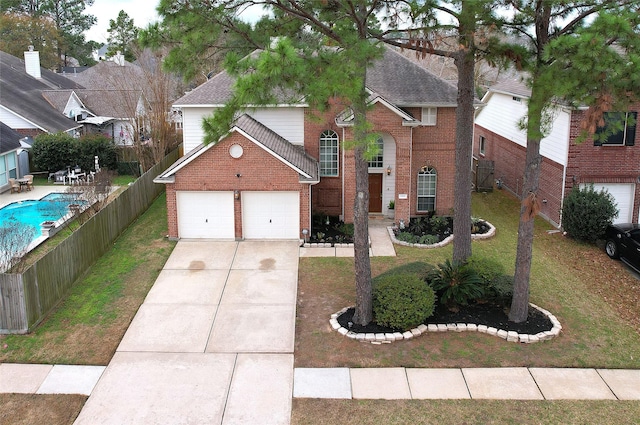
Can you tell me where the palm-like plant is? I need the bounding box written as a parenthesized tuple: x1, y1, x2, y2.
(428, 259, 484, 308)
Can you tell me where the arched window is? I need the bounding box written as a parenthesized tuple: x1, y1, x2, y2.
(368, 137, 384, 168)
(417, 167, 437, 212)
(319, 130, 339, 176)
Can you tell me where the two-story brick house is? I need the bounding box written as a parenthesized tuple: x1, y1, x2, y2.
(154, 46, 460, 240)
(474, 79, 639, 227)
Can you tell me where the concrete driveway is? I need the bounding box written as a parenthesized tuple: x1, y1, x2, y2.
(74, 240, 298, 425)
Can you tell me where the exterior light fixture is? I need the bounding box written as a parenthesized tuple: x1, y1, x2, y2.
(234, 190, 240, 200)
(386, 165, 392, 176)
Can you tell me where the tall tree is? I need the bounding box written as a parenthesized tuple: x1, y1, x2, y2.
(371, 0, 517, 264)
(504, 1, 640, 322)
(107, 10, 139, 62)
(0, 13, 59, 68)
(151, 0, 411, 325)
(1, 0, 96, 68)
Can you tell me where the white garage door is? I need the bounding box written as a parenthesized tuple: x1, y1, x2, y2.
(242, 192, 300, 239)
(177, 191, 235, 238)
(585, 183, 635, 224)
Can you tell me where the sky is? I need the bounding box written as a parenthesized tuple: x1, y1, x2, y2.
(84, 0, 160, 44)
(84, 0, 265, 45)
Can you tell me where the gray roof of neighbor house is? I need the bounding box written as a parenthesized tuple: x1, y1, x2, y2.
(173, 45, 460, 108)
(62, 59, 144, 91)
(0, 121, 23, 154)
(42, 89, 144, 119)
(0, 51, 83, 133)
(156, 114, 319, 183)
(488, 78, 531, 99)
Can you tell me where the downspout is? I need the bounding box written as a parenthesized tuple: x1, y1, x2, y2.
(558, 107, 572, 229)
(342, 127, 346, 221)
(408, 126, 413, 223)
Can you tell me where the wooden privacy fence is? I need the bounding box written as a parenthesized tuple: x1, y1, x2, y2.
(0, 149, 179, 334)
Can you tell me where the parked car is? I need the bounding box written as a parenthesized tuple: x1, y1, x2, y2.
(605, 223, 640, 270)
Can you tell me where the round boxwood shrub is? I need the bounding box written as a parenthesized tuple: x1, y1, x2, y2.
(373, 273, 436, 331)
(562, 184, 618, 243)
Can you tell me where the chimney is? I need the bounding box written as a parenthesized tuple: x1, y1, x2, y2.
(111, 51, 125, 66)
(24, 46, 42, 79)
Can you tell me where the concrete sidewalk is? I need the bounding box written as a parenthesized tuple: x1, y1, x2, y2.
(293, 367, 640, 400)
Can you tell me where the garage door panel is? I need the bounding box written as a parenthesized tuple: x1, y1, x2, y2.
(177, 191, 235, 239)
(583, 183, 635, 224)
(242, 192, 299, 239)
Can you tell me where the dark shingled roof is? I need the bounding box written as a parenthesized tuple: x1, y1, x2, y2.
(156, 114, 319, 183)
(0, 122, 23, 154)
(366, 47, 458, 106)
(173, 46, 459, 107)
(0, 51, 82, 133)
(489, 78, 531, 98)
(233, 114, 318, 182)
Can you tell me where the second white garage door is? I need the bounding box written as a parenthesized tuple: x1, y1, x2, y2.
(242, 191, 300, 239)
(177, 191, 235, 239)
(585, 183, 635, 224)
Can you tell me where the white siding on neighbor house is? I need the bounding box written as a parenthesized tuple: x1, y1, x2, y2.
(64, 95, 84, 118)
(182, 107, 215, 154)
(475, 92, 570, 166)
(0, 105, 38, 130)
(247, 107, 305, 145)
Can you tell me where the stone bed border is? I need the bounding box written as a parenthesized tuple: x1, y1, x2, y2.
(388, 219, 496, 248)
(329, 303, 561, 344)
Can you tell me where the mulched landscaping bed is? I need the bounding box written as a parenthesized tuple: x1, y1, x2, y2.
(337, 302, 553, 335)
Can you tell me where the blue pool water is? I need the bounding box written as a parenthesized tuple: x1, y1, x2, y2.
(0, 193, 86, 241)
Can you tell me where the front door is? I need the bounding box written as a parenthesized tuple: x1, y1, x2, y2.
(368, 173, 383, 212)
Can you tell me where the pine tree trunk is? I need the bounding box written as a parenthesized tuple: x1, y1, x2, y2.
(509, 84, 545, 323)
(452, 47, 475, 264)
(351, 60, 373, 326)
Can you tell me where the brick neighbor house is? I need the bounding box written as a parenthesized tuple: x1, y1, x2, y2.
(154, 46, 460, 240)
(474, 78, 640, 227)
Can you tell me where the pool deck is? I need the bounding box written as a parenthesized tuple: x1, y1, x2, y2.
(0, 185, 69, 209)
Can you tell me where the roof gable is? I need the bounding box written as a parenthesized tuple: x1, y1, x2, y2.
(0, 121, 23, 154)
(0, 51, 82, 133)
(155, 114, 318, 183)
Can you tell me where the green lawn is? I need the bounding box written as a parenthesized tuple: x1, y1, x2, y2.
(0, 193, 175, 365)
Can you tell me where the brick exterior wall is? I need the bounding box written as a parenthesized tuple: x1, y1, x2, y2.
(165, 132, 311, 239)
(474, 102, 640, 226)
(566, 105, 640, 222)
(167, 102, 458, 238)
(305, 103, 457, 225)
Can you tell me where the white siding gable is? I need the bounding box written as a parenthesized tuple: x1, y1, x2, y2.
(181, 106, 305, 155)
(247, 107, 304, 145)
(0, 104, 40, 130)
(476, 92, 570, 166)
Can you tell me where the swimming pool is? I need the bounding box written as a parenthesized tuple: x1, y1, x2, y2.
(0, 192, 86, 241)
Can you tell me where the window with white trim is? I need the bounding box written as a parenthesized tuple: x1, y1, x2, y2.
(319, 130, 339, 176)
(421, 107, 437, 126)
(368, 137, 384, 168)
(417, 167, 437, 212)
(594, 111, 637, 146)
(479, 136, 486, 156)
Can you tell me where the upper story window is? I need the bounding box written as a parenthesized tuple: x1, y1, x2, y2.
(512, 96, 522, 103)
(421, 107, 437, 126)
(319, 130, 339, 176)
(417, 167, 437, 212)
(368, 137, 384, 168)
(479, 136, 486, 156)
(594, 112, 637, 146)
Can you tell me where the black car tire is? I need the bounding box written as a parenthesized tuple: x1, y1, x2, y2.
(605, 239, 620, 259)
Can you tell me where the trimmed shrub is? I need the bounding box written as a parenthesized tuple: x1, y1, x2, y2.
(427, 259, 484, 307)
(489, 274, 514, 304)
(32, 132, 77, 172)
(562, 185, 618, 243)
(466, 256, 505, 285)
(373, 273, 436, 331)
(395, 231, 418, 243)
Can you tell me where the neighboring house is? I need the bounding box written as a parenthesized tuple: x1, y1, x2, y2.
(474, 78, 640, 227)
(0, 122, 29, 192)
(154, 46, 461, 241)
(0, 50, 82, 137)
